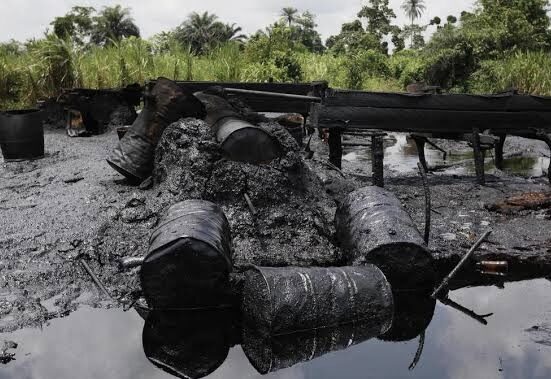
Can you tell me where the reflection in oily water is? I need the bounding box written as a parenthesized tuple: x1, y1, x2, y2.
(141, 289, 437, 378)
(142, 308, 241, 379)
(242, 290, 435, 375)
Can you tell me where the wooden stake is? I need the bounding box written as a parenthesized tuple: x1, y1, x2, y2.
(417, 162, 431, 245)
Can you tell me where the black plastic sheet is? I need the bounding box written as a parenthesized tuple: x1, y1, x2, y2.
(242, 265, 394, 336)
(335, 186, 435, 290)
(140, 200, 233, 309)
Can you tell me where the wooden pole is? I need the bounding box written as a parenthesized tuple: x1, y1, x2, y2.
(417, 162, 431, 245)
(495, 135, 506, 170)
(372, 135, 385, 187)
(472, 129, 486, 185)
(328, 128, 343, 169)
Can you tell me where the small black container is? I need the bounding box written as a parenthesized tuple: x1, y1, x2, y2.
(0, 109, 44, 161)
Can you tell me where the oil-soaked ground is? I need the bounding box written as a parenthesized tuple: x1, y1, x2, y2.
(0, 279, 549, 379)
(1, 125, 551, 378)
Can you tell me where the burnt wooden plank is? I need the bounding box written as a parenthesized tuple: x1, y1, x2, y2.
(314, 106, 551, 132)
(324, 90, 551, 112)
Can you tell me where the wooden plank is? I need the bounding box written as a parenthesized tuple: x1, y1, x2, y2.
(314, 105, 551, 132)
(324, 90, 551, 112)
(234, 97, 313, 114)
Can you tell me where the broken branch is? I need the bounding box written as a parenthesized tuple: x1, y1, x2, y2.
(431, 229, 492, 298)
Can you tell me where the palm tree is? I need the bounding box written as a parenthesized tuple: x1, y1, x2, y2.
(175, 12, 246, 54)
(401, 0, 425, 47)
(91, 5, 139, 45)
(281, 7, 298, 27)
(401, 0, 426, 25)
(213, 23, 247, 43)
(176, 12, 219, 53)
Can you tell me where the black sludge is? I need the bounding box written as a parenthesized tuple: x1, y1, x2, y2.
(335, 186, 435, 290)
(242, 265, 394, 336)
(107, 77, 205, 182)
(242, 316, 390, 375)
(140, 200, 233, 309)
(0, 109, 44, 161)
(195, 92, 283, 163)
(142, 309, 240, 379)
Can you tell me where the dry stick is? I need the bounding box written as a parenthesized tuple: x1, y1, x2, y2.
(417, 162, 431, 245)
(408, 331, 426, 371)
(439, 297, 493, 326)
(431, 229, 493, 299)
(79, 258, 116, 302)
(425, 139, 447, 159)
(244, 192, 257, 216)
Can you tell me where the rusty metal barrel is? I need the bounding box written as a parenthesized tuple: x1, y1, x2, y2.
(215, 117, 283, 162)
(140, 200, 233, 309)
(242, 265, 394, 336)
(195, 92, 283, 163)
(0, 109, 44, 161)
(335, 186, 435, 290)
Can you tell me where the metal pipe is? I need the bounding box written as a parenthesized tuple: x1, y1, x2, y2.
(224, 88, 322, 102)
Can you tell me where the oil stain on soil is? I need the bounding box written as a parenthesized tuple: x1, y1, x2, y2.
(0, 120, 550, 378)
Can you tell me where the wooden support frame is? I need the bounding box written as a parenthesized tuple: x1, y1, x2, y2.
(328, 128, 343, 169)
(472, 128, 486, 185)
(495, 135, 507, 170)
(372, 134, 385, 188)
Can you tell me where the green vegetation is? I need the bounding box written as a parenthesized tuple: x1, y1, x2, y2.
(2, 0, 551, 109)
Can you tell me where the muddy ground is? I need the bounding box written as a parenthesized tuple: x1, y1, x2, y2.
(0, 120, 550, 335)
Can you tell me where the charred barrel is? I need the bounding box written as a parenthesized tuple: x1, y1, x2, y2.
(243, 315, 391, 374)
(107, 77, 205, 182)
(0, 109, 44, 161)
(242, 265, 394, 336)
(335, 186, 435, 290)
(195, 92, 283, 163)
(140, 200, 233, 309)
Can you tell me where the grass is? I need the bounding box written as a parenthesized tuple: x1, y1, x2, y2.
(3, 36, 551, 110)
(471, 51, 551, 95)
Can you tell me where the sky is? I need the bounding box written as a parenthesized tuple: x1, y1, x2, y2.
(0, 0, 476, 43)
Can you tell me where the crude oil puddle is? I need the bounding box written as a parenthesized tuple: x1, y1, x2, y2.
(0, 279, 550, 379)
(343, 133, 550, 177)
